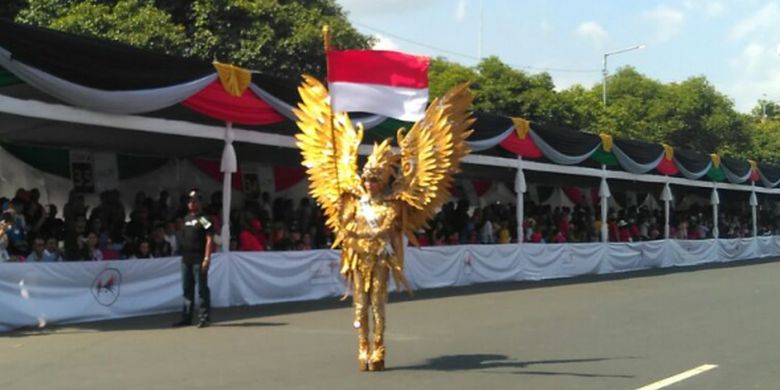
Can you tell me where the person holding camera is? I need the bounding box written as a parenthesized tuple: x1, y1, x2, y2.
(0, 212, 13, 262)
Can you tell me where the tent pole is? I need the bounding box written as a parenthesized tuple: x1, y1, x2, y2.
(751, 181, 758, 237)
(221, 122, 237, 252)
(711, 183, 719, 239)
(600, 165, 609, 242)
(516, 156, 525, 244)
(662, 180, 671, 239)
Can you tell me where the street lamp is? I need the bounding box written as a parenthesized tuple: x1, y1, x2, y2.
(761, 93, 780, 121)
(602, 44, 646, 107)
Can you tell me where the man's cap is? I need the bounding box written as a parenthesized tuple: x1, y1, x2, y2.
(188, 189, 202, 202)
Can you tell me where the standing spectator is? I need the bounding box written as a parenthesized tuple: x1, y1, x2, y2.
(5, 208, 27, 257)
(151, 190, 171, 222)
(480, 217, 495, 244)
(164, 220, 181, 255)
(0, 212, 11, 262)
(24, 188, 45, 236)
(173, 189, 214, 328)
(63, 191, 87, 229)
(40, 204, 65, 241)
(64, 216, 87, 261)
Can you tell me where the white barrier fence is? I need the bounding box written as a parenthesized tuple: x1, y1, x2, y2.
(3, 237, 780, 332)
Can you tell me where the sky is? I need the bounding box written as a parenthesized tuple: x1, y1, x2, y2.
(336, 0, 780, 113)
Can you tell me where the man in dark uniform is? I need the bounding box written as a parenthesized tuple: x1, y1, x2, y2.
(173, 189, 214, 328)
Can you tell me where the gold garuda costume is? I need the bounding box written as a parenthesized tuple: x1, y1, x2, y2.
(294, 75, 473, 371)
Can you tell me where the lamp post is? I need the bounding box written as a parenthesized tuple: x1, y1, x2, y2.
(760, 93, 780, 120)
(602, 44, 646, 107)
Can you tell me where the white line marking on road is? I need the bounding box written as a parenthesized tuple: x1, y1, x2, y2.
(636, 364, 718, 390)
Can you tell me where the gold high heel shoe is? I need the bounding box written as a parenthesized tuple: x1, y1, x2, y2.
(368, 359, 384, 371)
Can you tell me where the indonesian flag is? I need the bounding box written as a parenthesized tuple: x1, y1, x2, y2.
(327, 50, 429, 121)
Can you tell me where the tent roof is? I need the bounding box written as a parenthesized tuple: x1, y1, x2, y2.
(1, 19, 780, 193)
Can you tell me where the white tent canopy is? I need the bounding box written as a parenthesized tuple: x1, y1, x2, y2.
(541, 187, 575, 209)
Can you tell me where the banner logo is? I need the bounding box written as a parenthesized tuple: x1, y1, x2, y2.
(91, 268, 122, 306)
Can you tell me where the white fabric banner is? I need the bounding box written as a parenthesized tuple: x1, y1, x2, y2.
(3, 237, 780, 332)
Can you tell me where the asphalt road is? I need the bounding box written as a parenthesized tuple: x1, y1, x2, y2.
(2, 259, 780, 390)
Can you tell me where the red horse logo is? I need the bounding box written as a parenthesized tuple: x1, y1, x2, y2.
(92, 268, 122, 306)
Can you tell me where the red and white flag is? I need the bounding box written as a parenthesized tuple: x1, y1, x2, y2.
(327, 50, 429, 122)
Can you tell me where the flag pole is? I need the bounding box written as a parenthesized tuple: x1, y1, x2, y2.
(322, 25, 341, 194)
(323, 24, 345, 251)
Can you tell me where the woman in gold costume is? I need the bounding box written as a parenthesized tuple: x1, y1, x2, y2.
(294, 76, 473, 371)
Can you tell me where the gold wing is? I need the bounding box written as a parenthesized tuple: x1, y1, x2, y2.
(392, 82, 474, 245)
(293, 75, 363, 244)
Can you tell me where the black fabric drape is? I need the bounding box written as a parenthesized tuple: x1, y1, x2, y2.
(470, 111, 514, 140)
(759, 163, 780, 183)
(531, 123, 600, 156)
(613, 138, 664, 164)
(0, 18, 213, 90)
(251, 72, 302, 107)
(721, 156, 751, 177)
(673, 148, 710, 173)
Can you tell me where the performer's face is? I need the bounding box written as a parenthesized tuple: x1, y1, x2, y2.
(364, 177, 382, 196)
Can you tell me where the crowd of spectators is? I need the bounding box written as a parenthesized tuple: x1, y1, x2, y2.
(0, 187, 336, 262)
(1, 186, 778, 262)
(423, 200, 780, 245)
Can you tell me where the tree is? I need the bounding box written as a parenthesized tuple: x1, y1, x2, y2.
(12, 0, 374, 78)
(750, 120, 780, 163)
(17, 0, 187, 55)
(0, 0, 26, 20)
(428, 57, 477, 100)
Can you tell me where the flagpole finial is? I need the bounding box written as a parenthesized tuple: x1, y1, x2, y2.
(322, 25, 332, 51)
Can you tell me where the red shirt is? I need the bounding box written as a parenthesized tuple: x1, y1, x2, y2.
(238, 230, 265, 251)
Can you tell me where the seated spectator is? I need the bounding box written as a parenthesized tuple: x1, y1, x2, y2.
(150, 224, 172, 257)
(81, 232, 103, 261)
(415, 229, 430, 246)
(497, 221, 511, 244)
(26, 237, 47, 262)
(466, 230, 479, 244)
(551, 228, 566, 243)
(131, 239, 153, 259)
(617, 220, 632, 242)
(529, 228, 544, 243)
(447, 231, 460, 245)
(44, 237, 64, 262)
(300, 233, 313, 250)
(238, 219, 265, 251)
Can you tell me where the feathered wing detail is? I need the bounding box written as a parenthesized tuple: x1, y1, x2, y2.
(392, 82, 474, 244)
(293, 75, 363, 247)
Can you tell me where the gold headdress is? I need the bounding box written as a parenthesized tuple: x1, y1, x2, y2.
(360, 139, 397, 185)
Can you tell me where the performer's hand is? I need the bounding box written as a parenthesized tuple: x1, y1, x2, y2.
(201, 257, 210, 271)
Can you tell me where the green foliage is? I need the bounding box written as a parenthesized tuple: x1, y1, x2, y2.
(428, 57, 477, 99)
(13, 0, 373, 78)
(751, 120, 780, 163)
